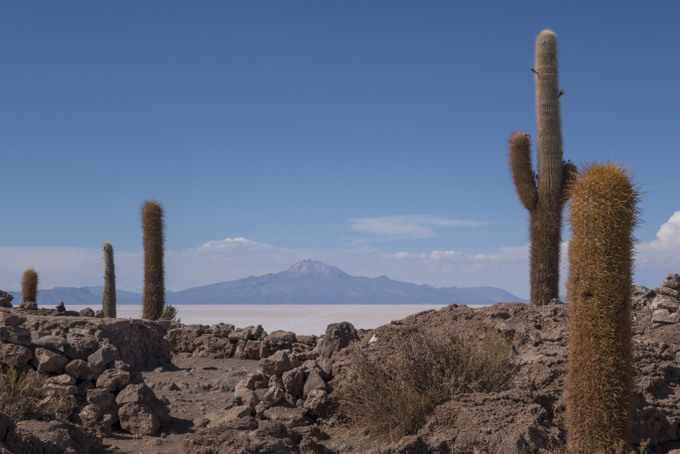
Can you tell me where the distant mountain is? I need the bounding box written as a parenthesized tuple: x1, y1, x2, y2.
(7, 286, 142, 307)
(165, 260, 526, 306)
(5, 260, 527, 307)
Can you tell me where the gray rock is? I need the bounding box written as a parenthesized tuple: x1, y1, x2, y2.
(662, 274, 680, 290)
(33, 335, 68, 351)
(0, 290, 14, 308)
(118, 403, 161, 436)
(64, 334, 99, 360)
(47, 374, 76, 386)
(282, 367, 305, 398)
(259, 385, 286, 409)
(0, 311, 24, 326)
(0, 326, 31, 345)
(303, 369, 327, 398)
(87, 345, 118, 367)
(317, 321, 359, 359)
(79, 307, 95, 317)
(96, 368, 130, 392)
(65, 359, 103, 381)
(206, 405, 252, 429)
(0, 343, 33, 368)
(18, 301, 38, 311)
(260, 349, 300, 377)
(233, 382, 258, 409)
(115, 383, 156, 406)
(652, 309, 680, 324)
(243, 371, 267, 390)
(32, 347, 69, 374)
(654, 286, 680, 298)
(651, 294, 680, 311)
(303, 388, 329, 416)
(260, 405, 313, 427)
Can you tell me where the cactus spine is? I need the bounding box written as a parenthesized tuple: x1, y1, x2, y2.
(565, 162, 639, 452)
(509, 30, 576, 305)
(142, 200, 165, 320)
(21, 268, 38, 303)
(102, 242, 117, 318)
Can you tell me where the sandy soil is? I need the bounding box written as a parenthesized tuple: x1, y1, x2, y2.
(101, 356, 260, 453)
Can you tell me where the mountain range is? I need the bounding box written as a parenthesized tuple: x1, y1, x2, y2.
(7, 260, 527, 307)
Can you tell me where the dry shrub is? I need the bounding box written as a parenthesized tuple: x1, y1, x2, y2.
(335, 328, 514, 441)
(0, 366, 74, 423)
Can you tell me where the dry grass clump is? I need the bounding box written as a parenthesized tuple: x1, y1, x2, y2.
(335, 328, 514, 441)
(0, 366, 74, 423)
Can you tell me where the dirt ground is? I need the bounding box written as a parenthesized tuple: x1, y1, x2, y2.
(101, 356, 260, 453)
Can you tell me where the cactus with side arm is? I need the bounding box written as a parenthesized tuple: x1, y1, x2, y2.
(509, 29, 576, 305)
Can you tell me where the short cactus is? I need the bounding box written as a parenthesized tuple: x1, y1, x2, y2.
(509, 30, 576, 305)
(21, 268, 38, 303)
(142, 200, 165, 320)
(565, 162, 640, 452)
(102, 242, 116, 318)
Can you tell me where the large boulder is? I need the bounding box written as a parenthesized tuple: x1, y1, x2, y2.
(4, 420, 101, 454)
(0, 291, 13, 308)
(317, 322, 358, 359)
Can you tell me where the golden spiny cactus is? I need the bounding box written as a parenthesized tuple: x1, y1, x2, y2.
(566, 162, 640, 452)
(21, 268, 38, 303)
(102, 242, 116, 318)
(142, 200, 165, 320)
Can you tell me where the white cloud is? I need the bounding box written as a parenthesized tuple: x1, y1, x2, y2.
(349, 215, 488, 240)
(634, 210, 680, 284)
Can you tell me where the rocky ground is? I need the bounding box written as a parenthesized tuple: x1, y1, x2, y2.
(3, 275, 680, 453)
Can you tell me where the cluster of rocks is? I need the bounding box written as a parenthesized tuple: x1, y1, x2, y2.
(184, 322, 360, 453)
(0, 306, 172, 453)
(635, 273, 680, 325)
(166, 322, 318, 360)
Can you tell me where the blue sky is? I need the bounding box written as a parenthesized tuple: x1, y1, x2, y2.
(1, 1, 679, 299)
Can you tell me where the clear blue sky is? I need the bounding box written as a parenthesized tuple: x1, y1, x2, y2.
(1, 1, 678, 299)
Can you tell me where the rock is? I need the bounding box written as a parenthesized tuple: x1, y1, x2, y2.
(652, 309, 680, 324)
(209, 323, 235, 337)
(282, 367, 305, 398)
(0, 326, 31, 345)
(32, 347, 69, 374)
(0, 343, 33, 368)
(654, 286, 680, 298)
(259, 385, 286, 409)
(317, 321, 359, 358)
(260, 349, 301, 377)
(4, 419, 102, 454)
(206, 405, 252, 429)
(118, 403, 162, 436)
(64, 359, 103, 381)
(87, 345, 118, 367)
(0, 311, 24, 326)
(47, 374, 76, 386)
(233, 383, 259, 409)
(220, 371, 247, 392)
(33, 335, 68, 351)
(261, 405, 313, 427)
(96, 369, 130, 392)
(303, 369, 327, 398)
(56, 302, 65, 312)
(651, 294, 680, 311)
(18, 301, 38, 311)
(115, 383, 156, 406)
(662, 274, 680, 290)
(0, 290, 14, 308)
(94, 310, 104, 318)
(303, 389, 329, 416)
(243, 372, 267, 390)
(64, 334, 99, 360)
(79, 307, 95, 317)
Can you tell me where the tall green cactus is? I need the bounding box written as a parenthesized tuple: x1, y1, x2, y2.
(22, 268, 38, 303)
(102, 241, 117, 318)
(566, 162, 640, 452)
(509, 29, 576, 306)
(142, 200, 165, 320)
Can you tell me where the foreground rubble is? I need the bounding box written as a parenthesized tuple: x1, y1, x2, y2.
(2, 274, 680, 453)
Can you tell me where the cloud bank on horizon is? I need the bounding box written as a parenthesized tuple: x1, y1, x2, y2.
(1, 211, 679, 300)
